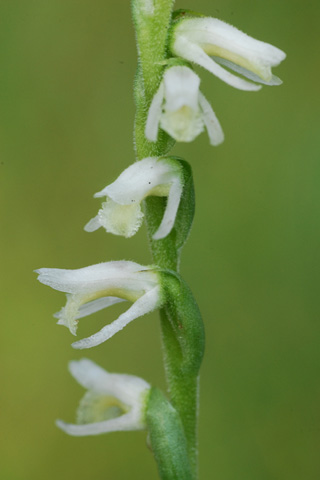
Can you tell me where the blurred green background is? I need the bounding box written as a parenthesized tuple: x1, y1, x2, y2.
(1, 1, 319, 479)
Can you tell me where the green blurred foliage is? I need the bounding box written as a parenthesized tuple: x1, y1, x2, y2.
(1, 1, 319, 479)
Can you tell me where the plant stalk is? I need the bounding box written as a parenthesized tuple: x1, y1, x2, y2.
(131, 1, 201, 478)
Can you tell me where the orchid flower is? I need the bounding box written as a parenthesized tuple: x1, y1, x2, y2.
(35, 261, 162, 349)
(145, 66, 224, 146)
(170, 16, 286, 91)
(84, 157, 184, 240)
(56, 359, 150, 436)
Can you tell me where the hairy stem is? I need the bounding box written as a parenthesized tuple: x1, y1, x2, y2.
(131, 1, 201, 478)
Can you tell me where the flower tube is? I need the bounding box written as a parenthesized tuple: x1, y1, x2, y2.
(35, 261, 162, 349)
(145, 66, 224, 145)
(170, 15, 286, 91)
(84, 157, 184, 240)
(56, 359, 151, 436)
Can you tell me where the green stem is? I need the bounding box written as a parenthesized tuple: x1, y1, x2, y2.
(160, 272, 204, 478)
(131, 1, 201, 478)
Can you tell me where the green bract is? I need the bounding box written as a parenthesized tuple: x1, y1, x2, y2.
(147, 388, 193, 480)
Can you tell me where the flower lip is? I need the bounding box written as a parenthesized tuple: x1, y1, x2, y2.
(56, 358, 151, 436)
(171, 17, 286, 90)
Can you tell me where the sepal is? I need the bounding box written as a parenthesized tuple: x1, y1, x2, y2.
(145, 65, 224, 145)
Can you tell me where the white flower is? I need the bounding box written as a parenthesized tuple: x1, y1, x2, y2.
(145, 66, 224, 146)
(35, 260, 162, 349)
(56, 359, 151, 436)
(84, 157, 184, 241)
(170, 16, 286, 91)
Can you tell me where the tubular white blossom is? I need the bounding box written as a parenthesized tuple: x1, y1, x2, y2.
(35, 261, 162, 348)
(145, 66, 224, 145)
(56, 359, 151, 436)
(84, 157, 184, 240)
(170, 17, 286, 91)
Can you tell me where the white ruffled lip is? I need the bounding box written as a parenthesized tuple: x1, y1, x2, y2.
(56, 359, 150, 436)
(171, 17, 286, 91)
(36, 261, 162, 348)
(84, 200, 144, 238)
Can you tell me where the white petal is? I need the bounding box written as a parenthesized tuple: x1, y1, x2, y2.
(56, 412, 143, 436)
(148, 67, 206, 143)
(84, 158, 184, 239)
(93, 186, 109, 198)
(103, 374, 150, 404)
(68, 359, 150, 401)
(54, 294, 82, 335)
(153, 180, 183, 240)
(160, 106, 204, 142)
(163, 66, 200, 111)
(103, 158, 175, 204)
(173, 36, 261, 91)
(145, 82, 165, 141)
(58, 360, 151, 436)
(69, 358, 112, 391)
(54, 296, 124, 326)
(158, 66, 211, 143)
(96, 199, 144, 238)
(175, 17, 286, 72)
(76, 390, 127, 425)
(36, 261, 157, 296)
(83, 215, 101, 233)
(198, 92, 224, 146)
(213, 57, 283, 85)
(76, 297, 125, 319)
(72, 286, 161, 349)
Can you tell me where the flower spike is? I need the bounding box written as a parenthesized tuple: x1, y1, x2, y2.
(145, 66, 224, 145)
(84, 157, 184, 240)
(170, 16, 286, 91)
(35, 261, 162, 349)
(56, 359, 151, 436)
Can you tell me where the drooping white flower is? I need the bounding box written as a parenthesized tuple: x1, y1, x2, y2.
(35, 260, 162, 349)
(170, 16, 286, 91)
(56, 358, 151, 436)
(145, 66, 224, 146)
(84, 157, 184, 241)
